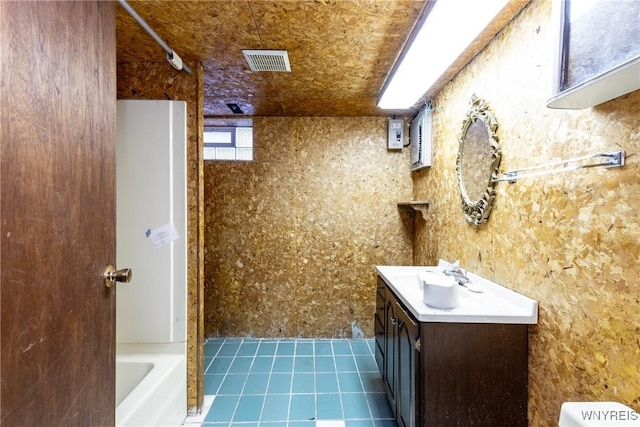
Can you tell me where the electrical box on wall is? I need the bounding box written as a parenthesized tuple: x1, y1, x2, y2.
(410, 107, 432, 171)
(387, 118, 404, 149)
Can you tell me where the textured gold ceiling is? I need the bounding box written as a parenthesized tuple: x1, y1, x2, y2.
(116, 0, 426, 118)
(116, 0, 529, 119)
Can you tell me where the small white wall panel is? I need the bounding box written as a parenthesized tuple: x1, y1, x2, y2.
(116, 100, 187, 344)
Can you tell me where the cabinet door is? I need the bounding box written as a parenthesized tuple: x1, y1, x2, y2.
(374, 278, 386, 376)
(384, 296, 398, 410)
(396, 300, 419, 427)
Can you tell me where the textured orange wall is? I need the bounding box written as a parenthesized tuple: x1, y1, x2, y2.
(412, 0, 640, 425)
(204, 117, 413, 338)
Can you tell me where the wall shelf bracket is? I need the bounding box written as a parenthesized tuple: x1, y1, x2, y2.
(397, 201, 429, 221)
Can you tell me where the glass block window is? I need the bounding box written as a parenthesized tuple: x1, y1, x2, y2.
(204, 127, 253, 161)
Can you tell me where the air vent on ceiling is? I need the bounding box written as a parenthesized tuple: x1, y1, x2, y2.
(242, 50, 291, 72)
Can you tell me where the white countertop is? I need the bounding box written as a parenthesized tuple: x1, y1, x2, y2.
(376, 265, 538, 324)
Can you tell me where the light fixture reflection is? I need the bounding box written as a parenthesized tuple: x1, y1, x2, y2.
(377, 0, 510, 110)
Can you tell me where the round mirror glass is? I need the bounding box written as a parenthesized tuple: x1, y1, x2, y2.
(456, 95, 501, 226)
(460, 119, 494, 202)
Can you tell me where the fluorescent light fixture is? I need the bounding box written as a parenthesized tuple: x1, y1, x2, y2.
(377, 0, 510, 110)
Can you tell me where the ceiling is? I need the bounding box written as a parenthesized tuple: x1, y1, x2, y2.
(115, 1, 530, 121)
(115, 0, 427, 120)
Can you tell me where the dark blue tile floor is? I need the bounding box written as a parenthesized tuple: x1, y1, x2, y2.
(201, 338, 396, 427)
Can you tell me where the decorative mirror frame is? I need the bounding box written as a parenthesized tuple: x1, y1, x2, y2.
(456, 95, 501, 226)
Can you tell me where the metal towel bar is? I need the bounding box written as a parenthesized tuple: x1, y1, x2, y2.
(493, 150, 625, 183)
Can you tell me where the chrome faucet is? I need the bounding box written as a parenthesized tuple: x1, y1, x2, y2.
(442, 268, 470, 286)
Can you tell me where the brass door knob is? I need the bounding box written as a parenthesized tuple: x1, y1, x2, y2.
(104, 265, 132, 288)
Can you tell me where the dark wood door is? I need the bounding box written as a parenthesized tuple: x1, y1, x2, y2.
(422, 323, 529, 427)
(384, 295, 398, 411)
(374, 278, 386, 376)
(0, 2, 116, 426)
(396, 300, 418, 427)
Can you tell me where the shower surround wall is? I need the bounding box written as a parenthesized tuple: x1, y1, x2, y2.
(412, 0, 640, 425)
(204, 117, 413, 338)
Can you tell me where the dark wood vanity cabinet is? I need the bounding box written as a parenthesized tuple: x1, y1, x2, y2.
(375, 275, 529, 427)
(377, 276, 419, 427)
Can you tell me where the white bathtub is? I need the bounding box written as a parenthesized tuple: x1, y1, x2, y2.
(116, 352, 187, 427)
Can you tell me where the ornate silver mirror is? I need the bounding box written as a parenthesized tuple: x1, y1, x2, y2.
(456, 95, 501, 226)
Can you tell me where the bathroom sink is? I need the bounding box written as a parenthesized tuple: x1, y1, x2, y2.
(392, 267, 439, 286)
(376, 263, 538, 324)
(559, 402, 640, 426)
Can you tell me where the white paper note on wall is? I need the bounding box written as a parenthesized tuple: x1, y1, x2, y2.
(145, 223, 179, 248)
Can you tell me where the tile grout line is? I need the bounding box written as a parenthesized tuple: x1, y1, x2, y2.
(331, 339, 346, 423)
(226, 338, 244, 424)
(207, 338, 230, 396)
(353, 340, 377, 422)
(236, 338, 260, 422)
(286, 339, 298, 422)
